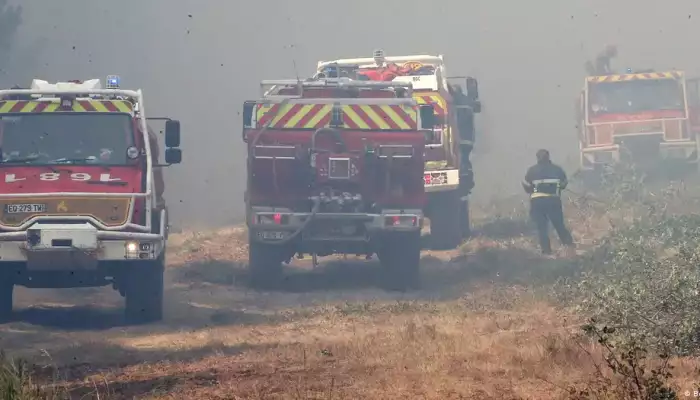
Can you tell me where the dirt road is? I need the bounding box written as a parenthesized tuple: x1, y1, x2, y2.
(1, 210, 697, 398)
(0, 227, 483, 365)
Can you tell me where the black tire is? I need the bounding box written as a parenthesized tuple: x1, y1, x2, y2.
(430, 190, 463, 250)
(379, 232, 421, 291)
(0, 273, 13, 323)
(124, 256, 165, 324)
(248, 235, 284, 289)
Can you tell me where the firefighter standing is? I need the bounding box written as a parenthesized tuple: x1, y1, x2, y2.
(522, 149, 575, 255)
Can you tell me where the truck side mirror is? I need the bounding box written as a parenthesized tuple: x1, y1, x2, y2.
(165, 148, 182, 164)
(165, 120, 181, 148)
(242, 102, 256, 143)
(419, 104, 436, 129)
(243, 101, 255, 128)
(466, 77, 479, 101)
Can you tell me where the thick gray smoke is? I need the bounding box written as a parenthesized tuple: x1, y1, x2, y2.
(6, 0, 700, 228)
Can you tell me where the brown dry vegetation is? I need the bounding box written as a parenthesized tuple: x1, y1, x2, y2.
(2, 178, 700, 399)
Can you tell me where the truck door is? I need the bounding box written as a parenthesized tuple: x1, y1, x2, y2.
(687, 77, 700, 134)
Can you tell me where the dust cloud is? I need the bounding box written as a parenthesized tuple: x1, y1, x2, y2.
(5, 0, 700, 227)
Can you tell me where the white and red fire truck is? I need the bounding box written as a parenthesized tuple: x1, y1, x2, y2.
(0, 77, 182, 323)
(316, 52, 481, 249)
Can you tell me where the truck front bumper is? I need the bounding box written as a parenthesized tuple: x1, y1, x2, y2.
(249, 208, 424, 244)
(580, 141, 698, 169)
(0, 222, 164, 267)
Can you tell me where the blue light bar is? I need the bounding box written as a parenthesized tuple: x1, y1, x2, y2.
(106, 75, 120, 89)
(626, 68, 633, 73)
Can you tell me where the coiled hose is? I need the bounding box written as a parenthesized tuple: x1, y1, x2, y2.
(247, 102, 321, 245)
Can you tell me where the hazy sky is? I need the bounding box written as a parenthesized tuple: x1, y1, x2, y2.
(7, 0, 700, 227)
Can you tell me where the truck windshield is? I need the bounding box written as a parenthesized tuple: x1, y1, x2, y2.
(0, 113, 134, 165)
(588, 79, 685, 116)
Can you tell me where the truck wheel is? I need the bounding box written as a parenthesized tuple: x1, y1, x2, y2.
(0, 273, 13, 323)
(430, 190, 463, 249)
(124, 256, 165, 324)
(379, 232, 421, 291)
(248, 236, 284, 289)
(460, 198, 471, 239)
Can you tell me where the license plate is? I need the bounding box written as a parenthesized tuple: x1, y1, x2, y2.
(4, 203, 47, 214)
(259, 231, 285, 240)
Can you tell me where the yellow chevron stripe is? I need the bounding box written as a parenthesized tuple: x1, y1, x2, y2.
(256, 104, 333, 129)
(342, 105, 368, 129)
(380, 105, 410, 130)
(72, 101, 86, 112)
(413, 93, 446, 113)
(306, 104, 332, 127)
(43, 103, 59, 112)
(91, 101, 109, 112)
(0, 100, 132, 114)
(256, 105, 272, 122)
(0, 101, 14, 113)
(20, 102, 37, 112)
(283, 104, 313, 128)
(360, 105, 390, 129)
(404, 105, 418, 124)
(587, 71, 684, 82)
(270, 104, 295, 127)
(113, 100, 133, 112)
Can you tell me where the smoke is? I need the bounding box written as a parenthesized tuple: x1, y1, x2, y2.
(0, 0, 22, 85)
(6, 0, 700, 228)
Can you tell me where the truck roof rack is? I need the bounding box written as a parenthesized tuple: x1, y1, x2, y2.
(0, 77, 141, 111)
(261, 77, 414, 98)
(317, 54, 444, 70)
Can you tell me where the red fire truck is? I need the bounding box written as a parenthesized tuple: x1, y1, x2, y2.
(577, 69, 699, 176)
(0, 77, 182, 323)
(242, 77, 432, 291)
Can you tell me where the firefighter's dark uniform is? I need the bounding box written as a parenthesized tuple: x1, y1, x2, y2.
(522, 156, 574, 254)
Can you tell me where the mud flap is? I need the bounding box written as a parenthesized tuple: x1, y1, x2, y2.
(0, 271, 12, 322)
(379, 231, 421, 291)
(124, 256, 165, 324)
(248, 233, 285, 289)
(429, 190, 463, 250)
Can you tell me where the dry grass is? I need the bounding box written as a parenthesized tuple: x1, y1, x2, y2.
(45, 291, 699, 399)
(4, 182, 700, 398)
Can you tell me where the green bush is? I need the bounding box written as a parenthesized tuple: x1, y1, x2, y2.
(574, 215, 700, 357)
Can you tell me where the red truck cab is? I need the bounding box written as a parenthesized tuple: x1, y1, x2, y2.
(0, 77, 182, 323)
